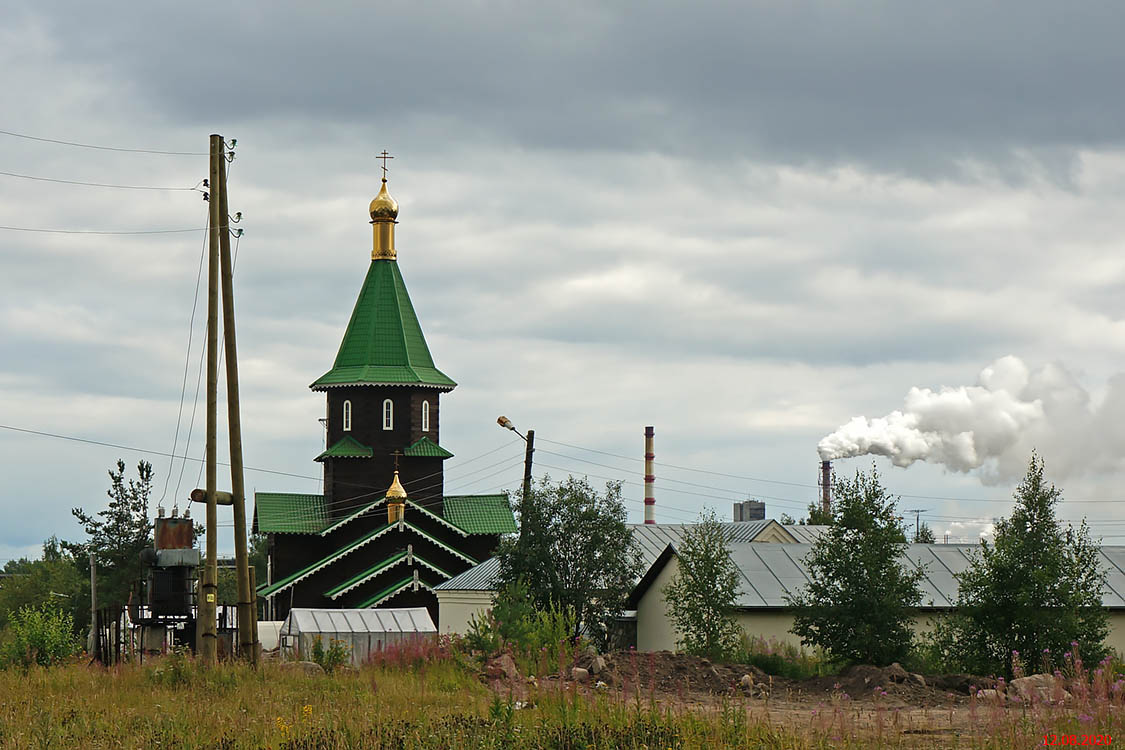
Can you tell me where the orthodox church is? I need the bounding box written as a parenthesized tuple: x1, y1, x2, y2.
(254, 170, 516, 623)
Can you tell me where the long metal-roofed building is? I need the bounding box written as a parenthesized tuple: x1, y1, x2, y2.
(254, 174, 516, 624)
(432, 519, 808, 634)
(628, 543, 1125, 654)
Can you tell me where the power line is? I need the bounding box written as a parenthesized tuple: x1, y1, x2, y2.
(0, 225, 205, 235)
(0, 420, 524, 510)
(0, 127, 207, 156)
(158, 204, 210, 508)
(535, 435, 1119, 505)
(0, 169, 202, 191)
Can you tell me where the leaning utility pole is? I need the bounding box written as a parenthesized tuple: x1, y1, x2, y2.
(216, 135, 258, 664)
(198, 134, 223, 664)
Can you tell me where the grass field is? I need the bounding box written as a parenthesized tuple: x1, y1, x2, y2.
(2, 652, 1123, 749)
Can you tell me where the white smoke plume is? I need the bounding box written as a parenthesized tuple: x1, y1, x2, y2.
(818, 356, 1125, 483)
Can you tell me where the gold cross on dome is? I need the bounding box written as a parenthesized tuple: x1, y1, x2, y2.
(377, 150, 394, 180)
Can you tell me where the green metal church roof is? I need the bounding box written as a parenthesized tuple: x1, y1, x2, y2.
(316, 435, 374, 461)
(442, 494, 517, 534)
(311, 260, 456, 391)
(403, 436, 454, 459)
(256, 519, 477, 598)
(254, 493, 328, 534)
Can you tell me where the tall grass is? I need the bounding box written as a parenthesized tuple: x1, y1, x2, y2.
(735, 634, 834, 680)
(5, 645, 1125, 748)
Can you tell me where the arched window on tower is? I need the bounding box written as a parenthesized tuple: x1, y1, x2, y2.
(421, 400, 430, 432)
(343, 400, 352, 432)
(383, 399, 394, 430)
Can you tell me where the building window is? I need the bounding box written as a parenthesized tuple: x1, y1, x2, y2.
(421, 401, 430, 432)
(383, 399, 394, 430)
(342, 400, 352, 432)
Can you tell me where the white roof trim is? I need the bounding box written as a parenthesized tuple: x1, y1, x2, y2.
(368, 579, 434, 608)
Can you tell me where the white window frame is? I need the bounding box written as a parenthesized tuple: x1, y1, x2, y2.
(383, 399, 394, 430)
(342, 400, 352, 432)
(421, 400, 430, 432)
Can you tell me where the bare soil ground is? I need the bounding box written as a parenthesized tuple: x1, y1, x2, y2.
(488, 651, 1010, 744)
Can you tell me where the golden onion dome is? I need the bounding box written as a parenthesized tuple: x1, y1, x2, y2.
(369, 179, 399, 221)
(386, 470, 407, 500)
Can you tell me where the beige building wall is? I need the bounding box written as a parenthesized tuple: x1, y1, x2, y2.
(435, 590, 494, 635)
(635, 567, 1125, 656)
(636, 556, 682, 652)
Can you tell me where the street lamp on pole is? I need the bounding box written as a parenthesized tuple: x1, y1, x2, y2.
(497, 416, 535, 539)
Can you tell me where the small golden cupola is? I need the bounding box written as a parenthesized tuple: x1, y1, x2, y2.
(386, 470, 407, 524)
(370, 152, 399, 261)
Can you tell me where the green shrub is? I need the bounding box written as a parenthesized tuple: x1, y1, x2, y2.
(147, 646, 194, 686)
(0, 605, 78, 668)
(735, 635, 833, 680)
(310, 635, 350, 673)
(464, 582, 577, 674)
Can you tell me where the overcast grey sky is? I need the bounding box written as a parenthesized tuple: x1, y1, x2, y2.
(3, 0, 1125, 560)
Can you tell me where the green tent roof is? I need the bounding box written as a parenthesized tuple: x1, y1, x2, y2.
(311, 260, 456, 391)
(254, 493, 328, 534)
(442, 494, 517, 534)
(315, 435, 374, 461)
(403, 436, 454, 459)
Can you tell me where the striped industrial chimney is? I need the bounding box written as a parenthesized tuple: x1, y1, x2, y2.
(820, 459, 832, 515)
(644, 426, 656, 524)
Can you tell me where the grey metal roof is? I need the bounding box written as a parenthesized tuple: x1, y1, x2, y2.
(281, 607, 436, 635)
(433, 557, 500, 591)
(780, 525, 831, 544)
(435, 521, 789, 593)
(720, 544, 1125, 610)
(628, 521, 780, 569)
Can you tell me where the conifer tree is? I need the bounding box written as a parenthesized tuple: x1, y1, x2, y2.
(64, 460, 154, 608)
(949, 454, 1107, 676)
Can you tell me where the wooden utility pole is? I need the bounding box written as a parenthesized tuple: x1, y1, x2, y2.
(216, 137, 259, 663)
(198, 133, 223, 664)
(522, 429, 535, 508)
(88, 552, 97, 656)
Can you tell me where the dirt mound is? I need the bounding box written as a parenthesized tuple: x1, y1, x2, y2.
(800, 663, 994, 704)
(573, 651, 771, 695)
(928, 673, 997, 695)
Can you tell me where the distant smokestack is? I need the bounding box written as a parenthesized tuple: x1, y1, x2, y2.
(644, 426, 655, 524)
(820, 459, 832, 516)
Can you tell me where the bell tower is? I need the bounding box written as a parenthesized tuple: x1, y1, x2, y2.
(311, 161, 456, 523)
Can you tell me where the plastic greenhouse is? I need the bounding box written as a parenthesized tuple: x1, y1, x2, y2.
(279, 608, 436, 665)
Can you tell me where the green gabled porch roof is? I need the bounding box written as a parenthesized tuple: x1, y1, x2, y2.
(310, 260, 456, 391)
(257, 521, 393, 598)
(315, 435, 374, 461)
(357, 576, 433, 609)
(442, 494, 517, 534)
(403, 436, 454, 459)
(256, 519, 477, 598)
(324, 550, 453, 600)
(254, 493, 329, 534)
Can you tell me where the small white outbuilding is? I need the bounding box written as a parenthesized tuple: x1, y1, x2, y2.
(279, 608, 436, 665)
